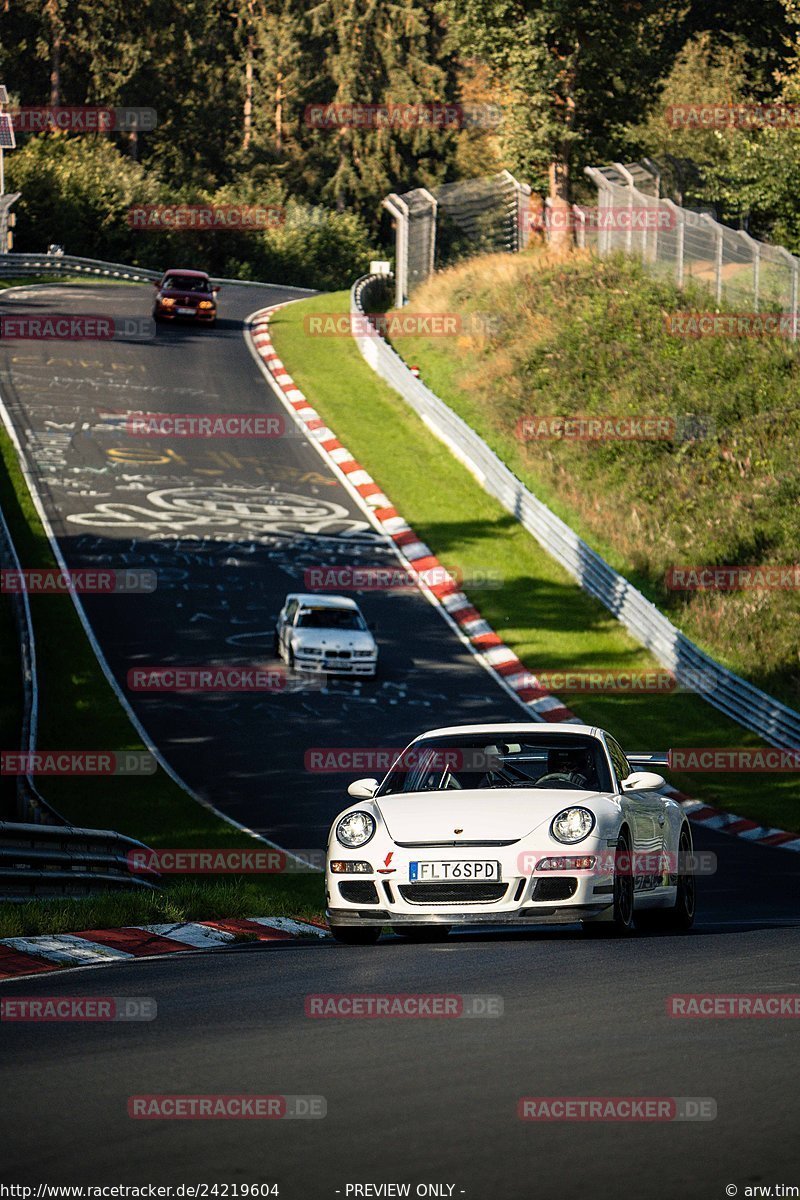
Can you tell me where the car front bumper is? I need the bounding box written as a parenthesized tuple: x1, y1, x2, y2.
(294, 655, 377, 677)
(326, 902, 612, 927)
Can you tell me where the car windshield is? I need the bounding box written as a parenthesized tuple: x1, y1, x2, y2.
(296, 607, 364, 631)
(163, 275, 211, 292)
(376, 733, 612, 795)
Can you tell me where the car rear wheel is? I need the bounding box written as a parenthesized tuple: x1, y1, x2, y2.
(391, 925, 451, 942)
(582, 829, 636, 937)
(329, 926, 381, 945)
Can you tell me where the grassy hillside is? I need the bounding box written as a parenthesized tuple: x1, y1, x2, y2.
(393, 250, 800, 709)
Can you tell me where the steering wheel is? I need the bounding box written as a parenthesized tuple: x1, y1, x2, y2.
(533, 771, 588, 789)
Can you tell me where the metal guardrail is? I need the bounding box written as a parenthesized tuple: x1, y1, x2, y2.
(0, 251, 161, 283)
(0, 251, 317, 292)
(351, 273, 800, 751)
(0, 821, 156, 898)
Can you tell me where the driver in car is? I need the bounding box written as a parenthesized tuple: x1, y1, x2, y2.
(543, 747, 598, 789)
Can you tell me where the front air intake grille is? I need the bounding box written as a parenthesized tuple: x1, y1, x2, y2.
(339, 880, 379, 904)
(398, 883, 507, 905)
(531, 877, 578, 902)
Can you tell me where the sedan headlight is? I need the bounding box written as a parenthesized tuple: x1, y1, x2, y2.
(550, 807, 595, 844)
(336, 810, 376, 847)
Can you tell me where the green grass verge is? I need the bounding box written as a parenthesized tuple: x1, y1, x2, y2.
(0, 427, 324, 923)
(0, 875, 324, 940)
(269, 290, 800, 832)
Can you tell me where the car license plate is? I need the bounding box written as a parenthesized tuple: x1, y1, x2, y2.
(177, 306, 194, 315)
(409, 860, 501, 882)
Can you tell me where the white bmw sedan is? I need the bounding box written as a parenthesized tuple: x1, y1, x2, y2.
(325, 723, 696, 942)
(275, 593, 378, 677)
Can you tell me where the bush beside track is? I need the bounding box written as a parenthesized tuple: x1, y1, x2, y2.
(269, 290, 800, 833)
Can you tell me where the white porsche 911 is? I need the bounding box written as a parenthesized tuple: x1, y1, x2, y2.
(325, 723, 696, 943)
(274, 593, 378, 677)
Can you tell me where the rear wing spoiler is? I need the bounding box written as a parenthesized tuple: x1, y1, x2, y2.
(626, 752, 669, 767)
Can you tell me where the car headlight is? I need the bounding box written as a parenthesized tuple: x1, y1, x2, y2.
(336, 811, 376, 847)
(550, 807, 595, 844)
(297, 646, 323, 655)
(160, 297, 175, 306)
(353, 650, 375, 658)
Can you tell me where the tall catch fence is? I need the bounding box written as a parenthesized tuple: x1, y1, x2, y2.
(573, 161, 800, 331)
(383, 171, 531, 307)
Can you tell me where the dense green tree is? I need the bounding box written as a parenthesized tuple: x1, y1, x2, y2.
(307, 0, 457, 212)
(447, 0, 686, 220)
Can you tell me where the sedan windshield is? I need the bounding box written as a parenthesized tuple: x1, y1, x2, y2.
(377, 733, 612, 795)
(163, 275, 211, 293)
(296, 608, 364, 631)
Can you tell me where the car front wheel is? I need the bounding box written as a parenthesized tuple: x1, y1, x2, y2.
(582, 829, 636, 937)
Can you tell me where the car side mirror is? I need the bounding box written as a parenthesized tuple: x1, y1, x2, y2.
(622, 770, 666, 791)
(212, 286, 220, 294)
(347, 777, 379, 799)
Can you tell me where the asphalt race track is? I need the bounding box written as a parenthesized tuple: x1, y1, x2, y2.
(1, 282, 798, 1197)
(1, 825, 799, 1195)
(0, 282, 523, 846)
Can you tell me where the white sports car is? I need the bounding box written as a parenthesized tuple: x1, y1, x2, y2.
(325, 723, 695, 942)
(274, 593, 378, 677)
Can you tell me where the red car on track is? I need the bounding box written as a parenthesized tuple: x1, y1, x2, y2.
(153, 269, 219, 326)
